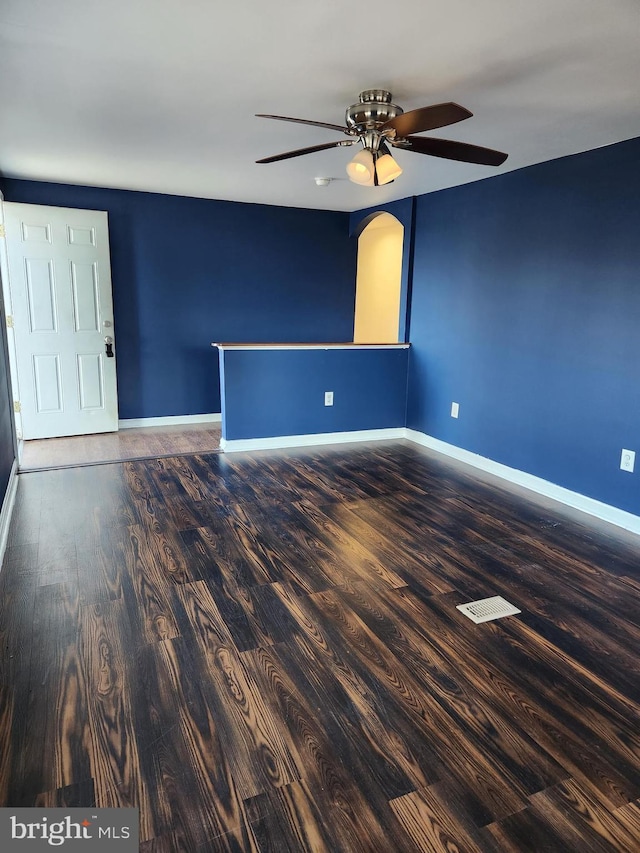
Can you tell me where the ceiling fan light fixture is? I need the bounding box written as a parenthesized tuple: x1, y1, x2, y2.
(257, 90, 507, 182)
(375, 152, 402, 184)
(346, 148, 375, 185)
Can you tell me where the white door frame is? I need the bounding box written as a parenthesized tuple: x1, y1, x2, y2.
(0, 193, 23, 454)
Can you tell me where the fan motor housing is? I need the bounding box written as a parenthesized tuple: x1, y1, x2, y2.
(346, 90, 403, 132)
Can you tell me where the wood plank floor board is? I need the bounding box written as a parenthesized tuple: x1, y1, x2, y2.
(159, 493, 214, 534)
(136, 636, 261, 851)
(76, 528, 125, 607)
(331, 581, 571, 798)
(139, 830, 189, 853)
(414, 535, 640, 706)
(10, 582, 90, 806)
(243, 780, 335, 853)
(399, 587, 640, 808)
(528, 777, 640, 852)
(135, 520, 193, 586)
(79, 598, 161, 841)
(267, 578, 526, 825)
(177, 528, 274, 651)
(499, 613, 640, 733)
(297, 588, 530, 825)
(451, 499, 640, 592)
(613, 799, 640, 839)
(0, 555, 37, 806)
(273, 630, 423, 803)
(115, 523, 183, 646)
(166, 456, 218, 503)
(305, 499, 455, 595)
(248, 453, 339, 505)
(292, 500, 409, 590)
(0, 553, 37, 663)
(331, 497, 475, 596)
(268, 459, 354, 506)
(34, 778, 96, 809)
(504, 609, 640, 706)
(245, 644, 407, 852)
(230, 497, 403, 595)
(219, 455, 305, 506)
(250, 582, 310, 645)
(221, 503, 299, 588)
(2, 442, 640, 850)
(175, 579, 303, 799)
(229, 501, 342, 596)
(146, 457, 193, 499)
(483, 803, 604, 853)
(461, 537, 640, 652)
(390, 784, 500, 853)
(180, 454, 254, 512)
(199, 507, 278, 588)
(271, 595, 443, 794)
(466, 532, 640, 632)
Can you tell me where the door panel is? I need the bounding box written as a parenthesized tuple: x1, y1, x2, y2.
(3, 202, 118, 439)
(34, 354, 63, 412)
(71, 262, 100, 331)
(25, 258, 57, 332)
(77, 353, 104, 409)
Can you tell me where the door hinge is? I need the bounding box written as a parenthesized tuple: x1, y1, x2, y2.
(13, 401, 21, 413)
(6, 315, 13, 328)
(0, 224, 5, 238)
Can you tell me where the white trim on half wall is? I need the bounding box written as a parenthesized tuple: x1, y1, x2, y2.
(119, 413, 221, 429)
(220, 427, 405, 453)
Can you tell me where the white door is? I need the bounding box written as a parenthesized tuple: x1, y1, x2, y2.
(3, 202, 118, 439)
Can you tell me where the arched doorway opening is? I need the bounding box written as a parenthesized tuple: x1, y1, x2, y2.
(353, 212, 404, 343)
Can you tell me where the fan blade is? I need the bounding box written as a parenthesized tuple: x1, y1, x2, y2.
(256, 114, 349, 134)
(257, 140, 352, 164)
(398, 135, 508, 166)
(382, 102, 472, 136)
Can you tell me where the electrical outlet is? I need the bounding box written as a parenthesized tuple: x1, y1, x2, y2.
(620, 449, 635, 473)
(451, 402, 459, 418)
(324, 391, 334, 406)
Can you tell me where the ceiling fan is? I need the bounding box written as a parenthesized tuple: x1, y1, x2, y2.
(256, 89, 508, 186)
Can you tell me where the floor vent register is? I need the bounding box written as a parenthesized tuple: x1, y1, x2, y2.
(456, 595, 521, 624)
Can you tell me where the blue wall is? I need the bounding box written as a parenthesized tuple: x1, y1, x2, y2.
(221, 347, 408, 440)
(407, 136, 640, 515)
(4, 136, 640, 518)
(0, 180, 357, 419)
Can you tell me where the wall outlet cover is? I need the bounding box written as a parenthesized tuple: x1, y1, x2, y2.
(451, 402, 459, 418)
(324, 391, 334, 406)
(620, 449, 635, 472)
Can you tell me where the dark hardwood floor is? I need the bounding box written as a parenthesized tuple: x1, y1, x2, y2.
(1, 440, 639, 851)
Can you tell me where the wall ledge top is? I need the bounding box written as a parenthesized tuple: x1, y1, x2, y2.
(212, 342, 410, 351)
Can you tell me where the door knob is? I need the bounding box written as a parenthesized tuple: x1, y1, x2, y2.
(104, 336, 114, 358)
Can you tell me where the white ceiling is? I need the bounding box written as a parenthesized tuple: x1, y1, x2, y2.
(1, 0, 639, 212)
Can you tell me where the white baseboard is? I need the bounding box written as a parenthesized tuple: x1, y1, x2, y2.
(119, 413, 221, 429)
(220, 427, 405, 453)
(406, 428, 640, 536)
(0, 460, 19, 571)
